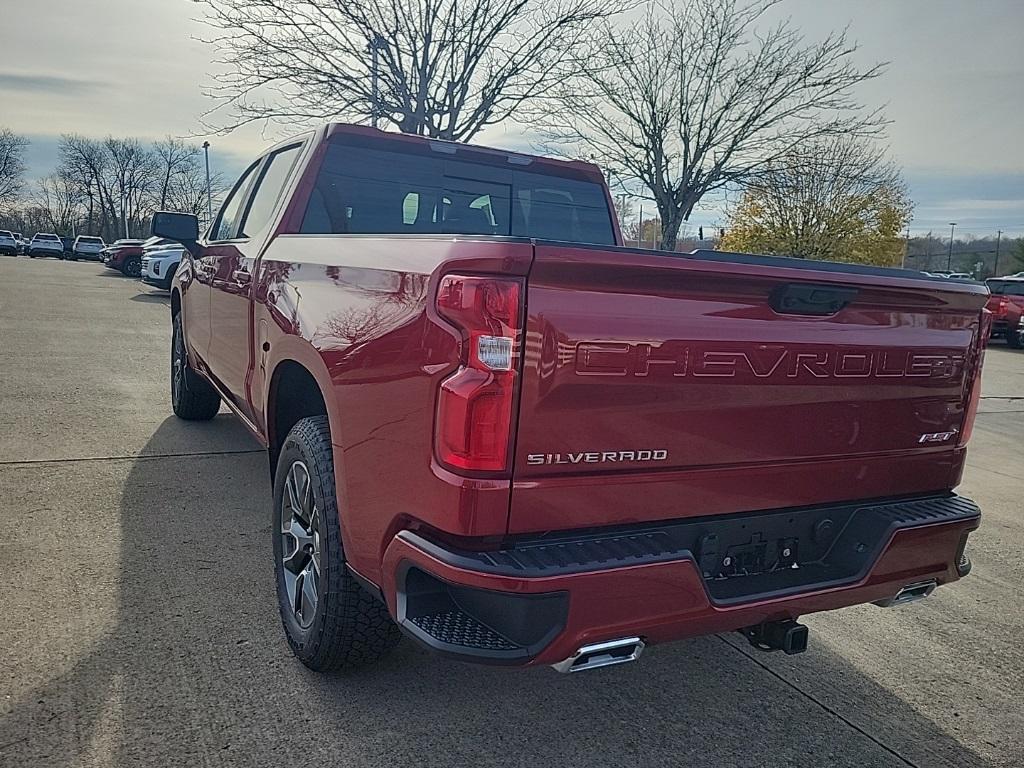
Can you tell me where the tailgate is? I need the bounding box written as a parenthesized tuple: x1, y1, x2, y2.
(508, 244, 988, 534)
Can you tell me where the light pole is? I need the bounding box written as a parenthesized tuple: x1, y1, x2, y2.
(994, 229, 1003, 276)
(202, 141, 213, 225)
(946, 222, 957, 271)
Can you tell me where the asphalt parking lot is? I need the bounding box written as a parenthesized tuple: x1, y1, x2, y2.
(1, 256, 1022, 768)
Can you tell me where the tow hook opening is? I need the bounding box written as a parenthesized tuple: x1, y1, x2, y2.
(740, 619, 809, 655)
(873, 579, 937, 608)
(551, 637, 645, 673)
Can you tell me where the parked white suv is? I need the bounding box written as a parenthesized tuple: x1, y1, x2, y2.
(72, 235, 105, 261)
(28, 233, 64, 258)
(0, 230, 17, 256)
(141, 244, 184, 290)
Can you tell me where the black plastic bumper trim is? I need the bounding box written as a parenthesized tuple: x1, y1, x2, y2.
(400, 493, 980, 605)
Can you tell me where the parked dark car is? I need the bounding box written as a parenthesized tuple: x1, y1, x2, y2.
(59, 237, 75, 260)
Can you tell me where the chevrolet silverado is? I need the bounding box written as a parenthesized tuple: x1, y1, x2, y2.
(152, 124, 989, 674)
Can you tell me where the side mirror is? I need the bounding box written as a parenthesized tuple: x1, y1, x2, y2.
(152, 211, 200, 249)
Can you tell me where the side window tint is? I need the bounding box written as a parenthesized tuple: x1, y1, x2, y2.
(212, 162, 259, 241)
(239, 145, 302, 237)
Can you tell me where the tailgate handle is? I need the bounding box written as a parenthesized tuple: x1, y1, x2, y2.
(770, 284, 858, 316)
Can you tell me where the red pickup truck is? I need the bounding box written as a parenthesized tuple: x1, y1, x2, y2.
(985, 277, 1024, 348)
(153, 124, 988, 674)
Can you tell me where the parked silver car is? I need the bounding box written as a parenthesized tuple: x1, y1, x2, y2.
(28, 233, 64, 258)
(72, 235, 106, 261)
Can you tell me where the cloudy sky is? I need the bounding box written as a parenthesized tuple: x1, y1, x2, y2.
(3, 0, 1022, 236)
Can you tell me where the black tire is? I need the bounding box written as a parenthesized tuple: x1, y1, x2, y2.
(122, 257, 141, 277)
(163, 264, 178, 290)
(273, 415, 401, 672)
(1008, 329, 1022, 349)
(170, 313, 220, 420)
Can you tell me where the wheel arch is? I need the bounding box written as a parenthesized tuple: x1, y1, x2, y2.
(264, 349, 339, 483)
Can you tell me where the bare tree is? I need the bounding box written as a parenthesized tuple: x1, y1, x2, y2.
(539, 0, 887, 250)
(721, 135, 912, 265)
(612, 194, 634, 235)
(104, 138, 159, 238)
(60, 135, 115, 237)
(0, 128, 30, 211)
(154, 137, 200, 210)
(33, 171, 85, 235)
(164, 161, 228, 231)
(196, 0, 629, 140)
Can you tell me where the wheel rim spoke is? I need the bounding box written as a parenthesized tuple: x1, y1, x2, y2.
(279, 459, 321, 628)
(299, 562, 318, 624)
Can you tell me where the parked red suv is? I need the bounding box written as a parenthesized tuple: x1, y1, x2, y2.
(985, 277, 1024, 348)
(101, 238, 149, 276)
(153, 124, 988, 674)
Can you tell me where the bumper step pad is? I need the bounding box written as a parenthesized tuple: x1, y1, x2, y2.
(409, 610, 518, 651)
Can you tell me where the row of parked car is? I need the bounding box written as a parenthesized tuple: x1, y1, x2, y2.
(1, 229, 182, 289)
(0, 230, 105, 260)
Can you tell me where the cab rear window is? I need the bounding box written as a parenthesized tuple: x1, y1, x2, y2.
(300, 140, 614, 245)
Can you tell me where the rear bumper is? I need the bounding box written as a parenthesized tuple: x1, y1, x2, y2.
(379, 494, 979, 667)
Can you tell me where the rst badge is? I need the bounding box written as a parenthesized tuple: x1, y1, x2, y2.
(918, 430, 958, 444)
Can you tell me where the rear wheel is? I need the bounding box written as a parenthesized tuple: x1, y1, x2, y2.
(273, 416, 401, 671)
(170, 313, 220, 420)
(1008, 328, 1022, 349)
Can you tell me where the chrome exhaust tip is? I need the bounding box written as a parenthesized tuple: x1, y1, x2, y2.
(551, 637, 645, 674)
(874, 579, 937, 608)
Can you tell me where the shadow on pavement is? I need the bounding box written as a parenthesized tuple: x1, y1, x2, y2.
(0, 417, 995, 768)
(129, 293, 170, 305)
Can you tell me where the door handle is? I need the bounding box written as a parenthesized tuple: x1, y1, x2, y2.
(232, 269, 251, 284)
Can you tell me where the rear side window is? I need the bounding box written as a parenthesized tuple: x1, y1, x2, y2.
(300, 141, 614, 245)
(0, 230, 12, 238)
(238, 144, 302, 238)
(211, 162, 260, 241)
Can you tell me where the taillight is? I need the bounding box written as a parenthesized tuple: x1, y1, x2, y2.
(434, 274, 523, 473)
(958, 308, 992, 447)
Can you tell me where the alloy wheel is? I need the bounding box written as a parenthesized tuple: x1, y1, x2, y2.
(171, 323, 184, 403)
(280, 460, 322, 629)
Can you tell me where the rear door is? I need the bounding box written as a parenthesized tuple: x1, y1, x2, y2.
(207, 143, 304, 421)
(189, 160, 261, 369)
(508, 244, 989, 534)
